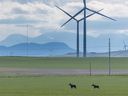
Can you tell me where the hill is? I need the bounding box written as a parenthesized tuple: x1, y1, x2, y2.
(0, 42, 74, 56)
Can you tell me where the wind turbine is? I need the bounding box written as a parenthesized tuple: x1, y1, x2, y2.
(123, 41, 127, 51)
(57, 0, 116, 57)
(56, 6, 103, 57)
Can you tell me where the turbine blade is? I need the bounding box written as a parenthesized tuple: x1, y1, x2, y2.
(61, 7, 85, 27)
(56, 6, 77, 21)
(86, 7, 116, 21)
(79, 9, 103, 21)
(86, 9, 103, 18)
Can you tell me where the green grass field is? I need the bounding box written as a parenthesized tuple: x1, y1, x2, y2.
(0, 57, 128, 69)
(0, 76, 127, 96)
(0, 57, 127, 95)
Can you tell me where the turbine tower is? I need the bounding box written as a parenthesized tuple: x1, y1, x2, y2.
(57, 0, 116, 57)
(56, 6, 102, 57)
(83, 0, 87, 57)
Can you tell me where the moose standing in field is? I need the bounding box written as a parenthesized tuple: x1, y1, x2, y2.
(69, 83, 77, 89)
(91, 84, 100, 89)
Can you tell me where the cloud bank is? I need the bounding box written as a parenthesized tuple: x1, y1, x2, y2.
(0, 0, 127, 41)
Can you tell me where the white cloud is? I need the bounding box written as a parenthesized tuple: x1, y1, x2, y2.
(0, 0, 127, 40)
(87, 0, 128, 20)
(0, 0, 126, 22)
(118, 29, 128, 36)
(87, 30, 101, 38)
(87, 29, 128, 38)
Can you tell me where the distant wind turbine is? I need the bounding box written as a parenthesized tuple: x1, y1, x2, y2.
(123, 41, 128, 51)
(56, 6, 103, 57)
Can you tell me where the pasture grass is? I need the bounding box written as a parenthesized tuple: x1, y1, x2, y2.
(0, 75, 127, 96)
(0, 57, 127, 69)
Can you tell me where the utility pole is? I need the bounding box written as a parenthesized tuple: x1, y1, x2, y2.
(27, 24, 29, 57)
(89, 62, 92, 76)
(109, 38, 111, 76)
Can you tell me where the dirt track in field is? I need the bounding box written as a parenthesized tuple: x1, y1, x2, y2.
(0, 67, 128, 76)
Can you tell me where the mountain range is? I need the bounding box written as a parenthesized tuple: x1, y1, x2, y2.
(0, 42, 74, 56)
(0, 32, 127, 52)
(0, 41, 127, 57)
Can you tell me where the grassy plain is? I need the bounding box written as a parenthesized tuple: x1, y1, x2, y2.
(0, 57, 127, 69)
(0, 76, 127, 96)
(0, 57, 127, 95)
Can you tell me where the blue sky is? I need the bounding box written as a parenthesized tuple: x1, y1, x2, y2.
(0, 0, 127, 52)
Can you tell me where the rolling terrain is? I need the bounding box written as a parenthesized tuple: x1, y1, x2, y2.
(0, 42, 74, 56)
